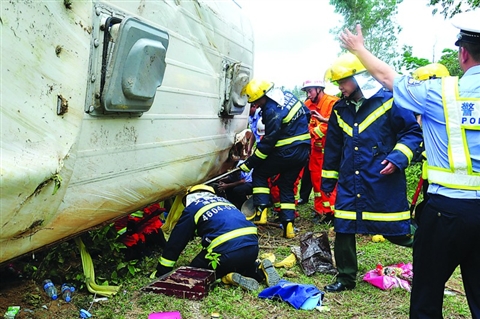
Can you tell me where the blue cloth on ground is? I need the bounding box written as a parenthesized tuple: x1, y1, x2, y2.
(258, 279, 324, 310)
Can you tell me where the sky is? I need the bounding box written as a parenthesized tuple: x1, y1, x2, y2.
(238, 0, 459, 89)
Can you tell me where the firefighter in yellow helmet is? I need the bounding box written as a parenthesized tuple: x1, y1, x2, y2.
(240, 79, 311, 239)
(157, 184, 280, 290)
(412, 63, 450, 81)
(321, 53, 423, 292)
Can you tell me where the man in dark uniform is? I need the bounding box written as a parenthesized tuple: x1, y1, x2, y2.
(156, 184, 280, 291)
(239, 80, 311, 239)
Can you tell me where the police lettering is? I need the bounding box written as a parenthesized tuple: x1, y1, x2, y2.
(461, 117, 480, 125)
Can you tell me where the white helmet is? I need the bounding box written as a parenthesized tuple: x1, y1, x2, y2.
(256, 118, 265, 136)
(301, 79, 325, 91)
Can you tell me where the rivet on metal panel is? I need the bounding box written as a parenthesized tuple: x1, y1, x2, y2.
(94, 39, 99, 48)
(90, 75, 96, 83)
(95, 7, 101, 16)
(89, 105, 95, 113)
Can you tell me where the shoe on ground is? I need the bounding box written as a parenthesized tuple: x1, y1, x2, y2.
(221, 273, 259, 291)
(324, 281, 355, 293)
(246, 207, 268, 225)
(297, 198, 309, 205)
(260, 259, 281, 287)
(282, 221, 295, 239)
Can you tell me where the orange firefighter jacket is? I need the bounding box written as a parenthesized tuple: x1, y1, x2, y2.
(305, 94, 339, 149)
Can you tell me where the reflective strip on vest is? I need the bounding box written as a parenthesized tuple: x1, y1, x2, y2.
(194, 202, 237, 224)
(426, 76, 480, 190)
(335, 210, 410, 221)
(206, 227, 258, 253)
(275, 133, 311, 147)
(160, 256, 176, 267)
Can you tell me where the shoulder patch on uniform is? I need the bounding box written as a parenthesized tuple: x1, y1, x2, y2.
(407, 77, 422, 86)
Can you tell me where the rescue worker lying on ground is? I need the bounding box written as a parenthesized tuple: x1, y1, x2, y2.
(156, 184, 280, 291)
(239, 80, 311, 239)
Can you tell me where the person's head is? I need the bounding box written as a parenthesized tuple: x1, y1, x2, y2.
(327, 53, 366, 101)
(183, 184, 216, 207)
(301, 79, 325, 103)
(242, 79, 274, 109)
(412, 63, 450, 81)
(452, 10, 480, 71)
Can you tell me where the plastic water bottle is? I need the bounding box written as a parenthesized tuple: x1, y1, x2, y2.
(43, 279, 58, 300)
(61, 283, 73, 302)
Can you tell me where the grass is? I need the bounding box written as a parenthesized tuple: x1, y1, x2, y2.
(74, 201, 470, 319)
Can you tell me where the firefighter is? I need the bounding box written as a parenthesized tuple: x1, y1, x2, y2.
(339, 15, 480, 317)
(321, 53, 423, 293)
(156, 184, 280, 291)
(301, 79, 339, 223)
(239, 80, 311, 239)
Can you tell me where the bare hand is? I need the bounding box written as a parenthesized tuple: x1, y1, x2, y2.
(380, 160, 397, 175)
(339, 24, 365, 53)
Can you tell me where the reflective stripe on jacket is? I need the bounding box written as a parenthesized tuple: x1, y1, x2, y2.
(247, 91, 310, 169)
(321, 89, 423, 236)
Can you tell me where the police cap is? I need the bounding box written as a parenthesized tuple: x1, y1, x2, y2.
(452, 10, 480, 46)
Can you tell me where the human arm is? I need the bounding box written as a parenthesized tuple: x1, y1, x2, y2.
(339, 24, 398, 91)
(156, 209, 196, 276)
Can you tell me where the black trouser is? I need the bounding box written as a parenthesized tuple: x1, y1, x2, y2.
(410, 195, 480, 319)
(299, 159, 312, 202)
(225, 182, 253, 209)
(190, 245, 263, 281)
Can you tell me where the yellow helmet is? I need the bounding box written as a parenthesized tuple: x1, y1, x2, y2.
(182, 184, 215, 205)
(412, 63, 450, 81)
(241, 79, 274, 103)
(327, 52, 367, 82)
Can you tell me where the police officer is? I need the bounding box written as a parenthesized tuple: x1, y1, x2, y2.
(239, 80, 311, 239)
(156, 184, 280, 291)
(340, 11, 480, 318)
(321, 53, 423, 293)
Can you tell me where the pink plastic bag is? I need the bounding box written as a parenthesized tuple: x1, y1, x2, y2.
(363, 262, 413, 292)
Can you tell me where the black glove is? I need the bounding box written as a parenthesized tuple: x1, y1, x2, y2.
(156, 264, 173, 277)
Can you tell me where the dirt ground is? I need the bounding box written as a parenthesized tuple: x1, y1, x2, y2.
(0, 275, 79, 318)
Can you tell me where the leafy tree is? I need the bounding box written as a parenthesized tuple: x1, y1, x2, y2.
(329, 0, 403, 66)
(428, 0, 480, 18)
(438, 48, 464, 76)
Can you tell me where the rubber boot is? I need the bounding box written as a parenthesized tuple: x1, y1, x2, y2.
(260, 259, 281, 287)
(221, 273, 259, 291)
(246, 206, 268, 225)
(282, 221, 295, 239)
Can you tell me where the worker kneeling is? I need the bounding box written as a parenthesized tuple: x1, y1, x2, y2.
(156, 184, 280, 291)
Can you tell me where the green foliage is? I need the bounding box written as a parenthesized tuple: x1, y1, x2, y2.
(329, 0, 403, 65)
(438, 48, 464, 77)
(428, 0, 480, 18)
(398, 45, 430, 73)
